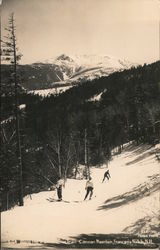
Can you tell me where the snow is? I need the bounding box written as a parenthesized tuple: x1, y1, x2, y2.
(33, 54, 138, 89)
(0, 116, 15, 125)
(19, 104, 26, 110)
(29, 54, 138, 97)
(2, 242, 43, 249)
(70, 54, 130, 69)
(29, 86, 71, 97)
(42, 54, 137, 70)
(57, 54, 137, 83)
(155, 143, 160, 150)
(2, 143, 159, 246)
(1, 106, 25, 125)
(89, 92, 103, 101)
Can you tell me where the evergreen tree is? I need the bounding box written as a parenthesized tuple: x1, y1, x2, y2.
(1, 13, 24, 206)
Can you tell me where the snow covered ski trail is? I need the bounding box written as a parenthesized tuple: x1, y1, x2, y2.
(2, 143, 159, 245)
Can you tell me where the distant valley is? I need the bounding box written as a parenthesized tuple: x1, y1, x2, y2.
(1, 54, 137, 91)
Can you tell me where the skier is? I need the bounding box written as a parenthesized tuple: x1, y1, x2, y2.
(56, 177, 64, 201)
(102, 169, 111, 182)
(84, 177, 94, 200)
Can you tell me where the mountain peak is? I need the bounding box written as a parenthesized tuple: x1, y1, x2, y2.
(56, 54, 74, 62)
(32, 54, 138, 88)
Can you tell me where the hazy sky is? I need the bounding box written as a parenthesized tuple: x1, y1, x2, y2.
(1, 0, 159, 64)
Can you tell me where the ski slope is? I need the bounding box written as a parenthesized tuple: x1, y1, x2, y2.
(2, 143, 159, 246)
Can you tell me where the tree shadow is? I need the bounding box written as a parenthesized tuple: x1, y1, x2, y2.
(126, 151, 155, 166)
(123, 143, 153, 155)
(123, 214, 160, 236)
(56, 233, 159, 248)
(97, 174, 159, 211)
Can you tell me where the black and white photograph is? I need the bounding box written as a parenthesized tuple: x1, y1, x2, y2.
(0, 0, 160, 249)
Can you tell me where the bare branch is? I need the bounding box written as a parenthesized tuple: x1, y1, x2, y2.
(46, 153, 59, 175)
(2, 128, 9, 144)
(8, 130, 16, 144)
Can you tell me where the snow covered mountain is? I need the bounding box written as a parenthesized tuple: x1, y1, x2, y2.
(2, 54, 137, 92)
(38, 54, 137, 86)
(2, 143, 159, 248)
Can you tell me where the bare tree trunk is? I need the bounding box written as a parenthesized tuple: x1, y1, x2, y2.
(84, 129, 87, 168)
(74, 161, 79, 178)
(86, 138, 90, 178)
(84, 129, 90, 179)
(57, 139, 62, 178)
(6, 192, 9, 210)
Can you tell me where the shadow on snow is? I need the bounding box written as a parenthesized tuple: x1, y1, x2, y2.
(97, 174, 159, 211)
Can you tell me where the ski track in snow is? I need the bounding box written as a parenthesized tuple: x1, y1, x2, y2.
(2, 143, 160, 245)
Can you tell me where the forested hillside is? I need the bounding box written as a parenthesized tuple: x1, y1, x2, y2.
(1, 61, 160, 210)
(1, 63, 63, 90)
(1, 54, 135, 90)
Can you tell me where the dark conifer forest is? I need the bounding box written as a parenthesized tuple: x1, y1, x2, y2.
(1, 60, 160, 210)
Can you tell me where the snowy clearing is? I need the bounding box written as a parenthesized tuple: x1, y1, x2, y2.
(29, 86, 71, 97)
(2, 143, 159, 246)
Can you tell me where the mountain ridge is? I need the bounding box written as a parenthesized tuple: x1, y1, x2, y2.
(36, 53, 138, 84)
(1, 54, 138, 91)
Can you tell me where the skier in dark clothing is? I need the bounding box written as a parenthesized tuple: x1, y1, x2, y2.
(56, 178, 64, 201)
(84, 177, 94, 200)
(102, 169, 111, 182)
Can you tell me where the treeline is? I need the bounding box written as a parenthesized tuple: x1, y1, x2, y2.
(28, 60, 160, 147)
(1, 60, 160, 210)
(20, 60, 160, 188)
(1, 63, 68, 90)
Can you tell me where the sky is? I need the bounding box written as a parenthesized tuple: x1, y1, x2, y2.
(1, 0, 160, 64)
